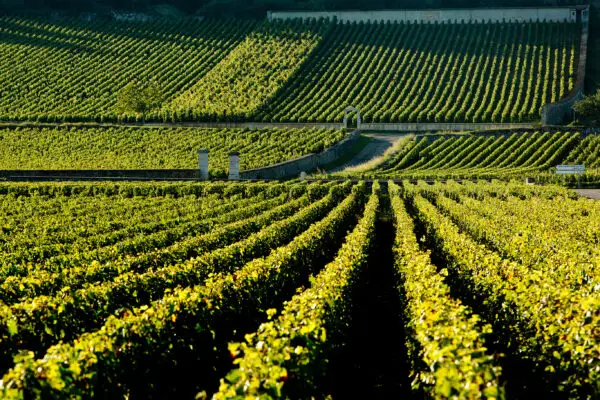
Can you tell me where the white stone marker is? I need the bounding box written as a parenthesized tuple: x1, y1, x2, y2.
(229, 152, 240, 180)
(198, 149, 209, 180)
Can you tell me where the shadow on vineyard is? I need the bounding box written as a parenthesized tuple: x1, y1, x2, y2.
(327, 188, 413, 399)
(403, 193, 567, 399)
(0, 31, 90, 53)
(104, 201, 362, 399)
(89, 300, 261, 399)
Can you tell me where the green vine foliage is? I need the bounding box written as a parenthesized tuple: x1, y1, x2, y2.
(353, 131, 582, 180)
(0, 179, 595, 398)
(0, 17, 257, 123)
(0, 17, 581, 123)
(403, 181, 600, 398)
(0, 127, 346, 177)
(215, 181, 377, 399)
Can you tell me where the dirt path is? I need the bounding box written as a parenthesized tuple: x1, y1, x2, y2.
(329, 133, 409, 173)
(575, 189, 600, 200)
(328, 189, 412, 398)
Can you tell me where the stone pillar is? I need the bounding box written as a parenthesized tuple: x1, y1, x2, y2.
(229, 152, 240, 180)
(198, 149, 209, 181)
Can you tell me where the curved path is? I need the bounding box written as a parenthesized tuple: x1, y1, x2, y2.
(329, 133, 408, 173)
(575, 189, 600, 200)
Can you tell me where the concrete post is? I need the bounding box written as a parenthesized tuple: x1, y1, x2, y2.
(198, 149, 209, 180)
(229, 152, 240, 180)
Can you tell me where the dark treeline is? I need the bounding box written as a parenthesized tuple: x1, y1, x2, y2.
(0, 0, 588, 18)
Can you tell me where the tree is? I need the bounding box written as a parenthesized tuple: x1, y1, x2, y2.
(115, 80, 162, 122)
(574, 89, 600, 124)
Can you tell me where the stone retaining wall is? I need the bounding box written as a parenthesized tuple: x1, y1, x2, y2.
(0, 121, 344, 130)
(268, 7, 579, 23)
(540, 87, 585, 125)
(0, 132, 360, 181)
(149, 122, 344, 130)
(541, 7, 589, 125)
(240, 130, 361, 179)
(0, 121, 535, 132)
(0, 170, 199, 181)
(360, 122, 535, 132)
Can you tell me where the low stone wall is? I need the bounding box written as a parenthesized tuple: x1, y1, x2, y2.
(0, 121, 344, 130)
(360, 122, 535, 132)
(541, 87, 585, 125)
(150, 122, 344, 130)
(541, 8, 589, 125)
(412, 125, 581, 141)
(0, 132, 360, 181)
(268, 7, 578, 23)
(240, 131, 361, 179)
(0, 121, 538, 132)
(0, 170, 199, 181)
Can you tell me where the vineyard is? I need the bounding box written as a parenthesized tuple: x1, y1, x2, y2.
(0, 127, 345, 176)
(0, 180, 595, 399)
(355, 131, 583, 179)
(0, 17, 256, 122)
(566, 133, 600, 170)
(258, 21, 580, 124)
(0, 16, 581, 123)
(164, 20, 325, 122)
(0, 6, 598, 400)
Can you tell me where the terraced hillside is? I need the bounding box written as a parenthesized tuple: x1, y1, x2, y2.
(259, 21, 581, 124)
(356, 131, 583, 178)
(566, 133, 600, 169)
(0, 127, 345, 176)
(163, 19, 326, 121)
(0, 17, 257, 122)
(0, 180, 597, 399)
(0, 17, 581, 123)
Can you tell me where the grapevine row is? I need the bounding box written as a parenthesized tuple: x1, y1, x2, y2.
(0, 17, 256, 122)
(0, 127, 345, 177)
(365, 131, 582, 179)
(0, 182, 345, 369)
(0, 18, 581, 123)
(0, 182, 365, 398)
(404, 182, 600, 397)
(259, 21, 580, 124)
(0, 189, 300, 302)
(215, 181, 380, 398)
